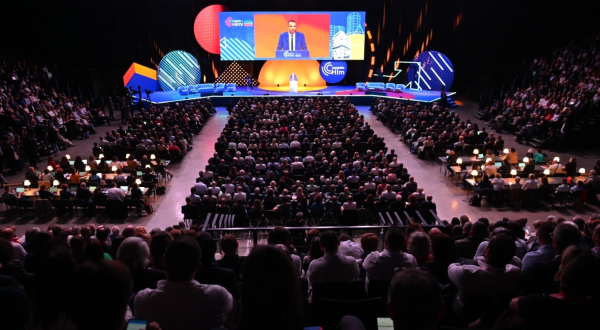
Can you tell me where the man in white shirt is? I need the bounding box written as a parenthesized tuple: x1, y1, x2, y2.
(209, 181, 221, 195)
(491, 173, 506, 191)
(233, 186, 247, 202)
(510, 177, 522, 190)
(290, 138, 301, 149)
(522, 174, 539, 190)
(342, 195, 357, 211)
(189, 187, 202, 204)
(555, 178, 571, 193)
(338, 234, 363, 261)
(134, 237, 234, 330)
(307, 230, 360, 287)
(448, 234, 521, 317)
(222, 179, 235, 194)
(0, 228, 27, 260)
(106, 183, 124, 201)
(382, 186, 397, 200)
(193, 180, 208, 195)
(291, 157, 304, 170)
(363, 228, 417, 282)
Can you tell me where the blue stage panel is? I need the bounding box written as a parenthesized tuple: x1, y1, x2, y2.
(138, 86, 454, 105)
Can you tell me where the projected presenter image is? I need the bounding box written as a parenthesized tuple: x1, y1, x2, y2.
(276, 20, 308, 51)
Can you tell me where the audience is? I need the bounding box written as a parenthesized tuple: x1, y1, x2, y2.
(134, 236, 234, 330)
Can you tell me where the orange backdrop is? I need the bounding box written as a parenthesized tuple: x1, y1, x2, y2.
(254, 13, 330, 59)
(258, 60, 326, 91)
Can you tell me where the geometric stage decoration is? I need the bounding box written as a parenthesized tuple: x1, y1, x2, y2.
(214, 61, 258, 86)
(123, 62, 159, 91)
(194, 4, 229, 54)
(157, 50, 202, 91)
(258, 60, 326, 92)
(407, 50, 454, 91)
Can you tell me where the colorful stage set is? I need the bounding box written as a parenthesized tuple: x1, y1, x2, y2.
(123, 5, 456, 106)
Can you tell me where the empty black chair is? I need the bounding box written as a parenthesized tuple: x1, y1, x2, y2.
(312, 280, 367, 302)
(318, 298, 381, 330)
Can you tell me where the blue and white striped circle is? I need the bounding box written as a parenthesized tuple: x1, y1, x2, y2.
(157, 50, 202, 91)
(407, 50, 454, 91)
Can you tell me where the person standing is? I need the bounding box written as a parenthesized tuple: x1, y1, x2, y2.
(121, 102, 131, 124)
(107, 96, 115, 121)
(22, 133, 38, 168)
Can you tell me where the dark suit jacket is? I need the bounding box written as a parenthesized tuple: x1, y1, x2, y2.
(455, 237, 486, 259)
(215, 255, 245, 280)
(195, 265, 240, 300)
(276, 31, 307, 51)
(181, 204, 200, 219)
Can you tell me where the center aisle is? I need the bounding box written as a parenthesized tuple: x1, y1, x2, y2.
(144, 107, 228, 229)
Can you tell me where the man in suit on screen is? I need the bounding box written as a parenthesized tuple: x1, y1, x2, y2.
(276, 20, 308, 51)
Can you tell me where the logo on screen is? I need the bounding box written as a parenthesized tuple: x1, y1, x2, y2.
(320, 61, 347, 83)
(225, 17, 243, 27)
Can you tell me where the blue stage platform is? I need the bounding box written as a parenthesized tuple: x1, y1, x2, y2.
(138, 86, 455, 106)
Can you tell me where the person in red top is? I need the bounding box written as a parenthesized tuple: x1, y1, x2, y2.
(168, 142, 182, 162)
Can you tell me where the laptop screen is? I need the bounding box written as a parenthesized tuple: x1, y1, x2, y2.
(69, 161, 75, 166)
(82, 160, 87, 165)
(494, 162, 502, 167)
(70, 186, 77, 191)
(137, 171, 142, 176)
(79, 172, 86, 176)
(478, 154, 484, 159)
(519, 163, 525, 168)
(16, 187, 25, 193)
(50, 187, 58, 193)
(106, 160, 112, 165)
(120, 186, 129, 192)
(89, 186, 97, 192)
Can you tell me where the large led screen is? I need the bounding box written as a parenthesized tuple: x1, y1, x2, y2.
(219, 12, 365, 61)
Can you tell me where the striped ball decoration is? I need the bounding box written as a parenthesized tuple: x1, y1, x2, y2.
(407, 50, 454, 91)
(157, 51, 201, 91)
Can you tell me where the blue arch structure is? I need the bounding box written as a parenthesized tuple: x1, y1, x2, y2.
(157, 50, 202, 91)
(407, 51, 454, 91)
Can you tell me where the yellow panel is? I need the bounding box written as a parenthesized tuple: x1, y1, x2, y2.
(349, 35, 365, 60)
(133, 63, 157, 80)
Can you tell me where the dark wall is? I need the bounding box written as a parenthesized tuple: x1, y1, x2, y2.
(1, 0, 598, 96)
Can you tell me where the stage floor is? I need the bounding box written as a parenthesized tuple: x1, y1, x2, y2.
(141, 86, 454, 104)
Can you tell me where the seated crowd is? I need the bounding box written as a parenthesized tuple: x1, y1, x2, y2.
(478, 34, 600, 149)
(1, 213, 600, 330)
(182, 97, 438, 227)
(372, 97, 506, 160)
(0, 55, 123, 175)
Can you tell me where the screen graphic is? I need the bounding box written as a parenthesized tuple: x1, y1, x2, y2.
(219, 12, 365, 61)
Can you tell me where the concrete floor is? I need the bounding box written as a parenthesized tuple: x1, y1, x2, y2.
(3, 98, 600, 242)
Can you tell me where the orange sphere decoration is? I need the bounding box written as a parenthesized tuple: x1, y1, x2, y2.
(258, 60, 327, 92)
(194, 5, 229, 54)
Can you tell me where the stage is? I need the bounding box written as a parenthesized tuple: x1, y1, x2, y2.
(139, 86, 455, 106)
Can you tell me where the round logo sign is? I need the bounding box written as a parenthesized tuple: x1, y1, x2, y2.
(319, 61, 347, 83)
